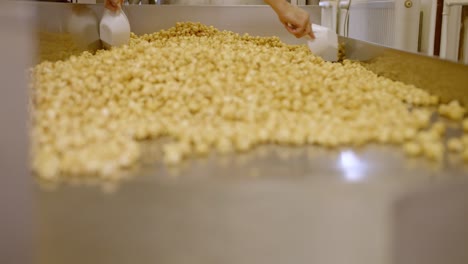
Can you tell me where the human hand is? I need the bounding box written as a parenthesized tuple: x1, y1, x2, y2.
(276, 3, 315, 39)
(105, 0, 123, 12)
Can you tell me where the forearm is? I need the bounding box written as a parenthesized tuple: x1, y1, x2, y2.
(264, 0, 290, 13)
(265, 0, 314, 38)
(105, 0, 123, 12)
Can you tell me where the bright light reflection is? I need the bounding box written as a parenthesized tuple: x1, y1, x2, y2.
(339, 150, 367, 182)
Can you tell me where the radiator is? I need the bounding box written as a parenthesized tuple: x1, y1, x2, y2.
(440, 0, 468, 63)
(321, 0, 421, 52)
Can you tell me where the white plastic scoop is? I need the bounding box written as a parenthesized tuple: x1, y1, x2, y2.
(307, 24, 339, 62)
(99, 7, 131, 48)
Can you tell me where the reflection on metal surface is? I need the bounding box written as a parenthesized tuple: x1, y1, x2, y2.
(37, 5, 102, 62)
(340, 35, 468, 105)
(35, 141, 467, 191)
(68, 5, 101, 50)
(339, 150, 367, 182)
(38, 32, 81, 62)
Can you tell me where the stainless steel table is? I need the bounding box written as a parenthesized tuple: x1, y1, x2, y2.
(29, 3, 468, 264)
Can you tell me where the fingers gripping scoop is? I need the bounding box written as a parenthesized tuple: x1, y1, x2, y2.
(99, 8, 130, 48)
(307, 24, 338, 62)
